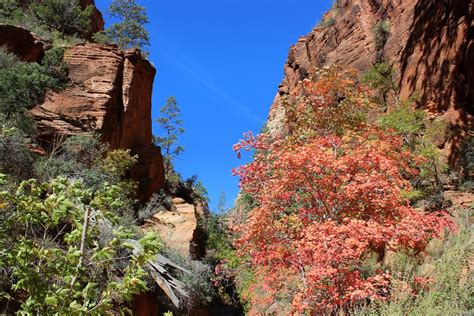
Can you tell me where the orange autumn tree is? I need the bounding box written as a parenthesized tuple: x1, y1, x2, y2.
(232, 67, 454, 314)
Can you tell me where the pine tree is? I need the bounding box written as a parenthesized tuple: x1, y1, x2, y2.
(107, 0, 150, 52)
(217, 192, 228, 214)
(155, 96, 185, 170)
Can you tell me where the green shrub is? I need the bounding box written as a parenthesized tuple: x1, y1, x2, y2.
(204, 214, 234, 263)
(0, 46, 20, 69)
(0, 62, 54, 122)
(378, 105, 448, 199)
(373, 19, 390, 49)
(162, 248, 216, 309)
(461, 137, 474, 183)
(0, 48, 68, 130)
(0, 0, 22, 22)
(0, 126, 36, 181)
(354, 227, 474, 315)
(378, 104, 426, 146)
(91, 30, 113, 45)
(30, 0, 93, 36)
(0, 174, 161, 314)
(320, 16, 336, 28)
(363, 62, 398, 107)
(37, 134, 136, 201)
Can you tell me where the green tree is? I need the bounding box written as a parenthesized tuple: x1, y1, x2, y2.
(155, 96, 185, 170)
(30, 0, 93, 36)
(106, 0, 150, 52)
(217, 192, 229, 214)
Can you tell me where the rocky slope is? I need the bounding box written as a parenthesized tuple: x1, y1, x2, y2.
(142, 197, 207, 259)
(268, 0, 473, 165)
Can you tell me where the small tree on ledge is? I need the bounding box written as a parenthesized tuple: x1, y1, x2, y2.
(155, 96, 185, 171)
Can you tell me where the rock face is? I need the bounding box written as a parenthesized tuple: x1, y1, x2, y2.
(30, 43, 164, 202)
(269, 0, 473, 164)
(80, 0, 105, 37)
(142, 198, 207, 259)
(0, 24, 45, 62)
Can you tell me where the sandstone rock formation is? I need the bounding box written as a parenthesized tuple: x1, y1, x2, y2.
(29, 43, 164, 202)
(268, 0, 473, 164)
(0, 24, 45, 62)
(142, 197, 206, 259)
(80, 0, 105, 37)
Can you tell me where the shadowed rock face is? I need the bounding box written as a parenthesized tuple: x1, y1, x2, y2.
(30, 43, 164, 202)
(0, 24, 45, 62)
(268, 0, 473, 164)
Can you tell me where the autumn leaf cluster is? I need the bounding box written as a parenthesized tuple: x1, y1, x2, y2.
(231, 67, 455, 314)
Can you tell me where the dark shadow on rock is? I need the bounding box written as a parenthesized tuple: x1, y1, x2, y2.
(399, 0, 474, 167)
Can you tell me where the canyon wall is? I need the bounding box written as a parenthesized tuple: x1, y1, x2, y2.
(0, 23, 164, 202)
(269, 0, 473, 164)
(30, 43, 164, 202)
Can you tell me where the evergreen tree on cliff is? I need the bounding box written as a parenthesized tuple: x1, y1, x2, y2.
(106, 0, 150, 52)
(155, 96, 185, 170)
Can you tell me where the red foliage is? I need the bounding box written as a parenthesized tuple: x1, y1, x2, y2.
(231, 68, 455, 314)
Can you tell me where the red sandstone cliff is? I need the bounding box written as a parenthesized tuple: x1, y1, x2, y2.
(0, 23, 164, 202)
(268, 0, 473, 164)
(30, 43, 164, 202)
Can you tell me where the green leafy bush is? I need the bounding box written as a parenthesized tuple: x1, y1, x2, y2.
(0, 63, 54, 120)
(378, 103, 425, 146)
(92, 30, 113, 45)
(363, 62, 398, 107)
(30, 0, 93, 36)
(0, 174, 161, 314)
(0, 46, 20, 69)
(378, 104, 448, 199)
(204, 214, 234, 264)
(35, 133, 106, 183)
(35, 134, 138, 224)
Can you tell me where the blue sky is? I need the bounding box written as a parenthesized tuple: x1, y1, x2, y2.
(95, 0, 332, 210)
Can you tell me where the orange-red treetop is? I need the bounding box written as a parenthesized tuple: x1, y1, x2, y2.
(231, 68, 455, 314)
